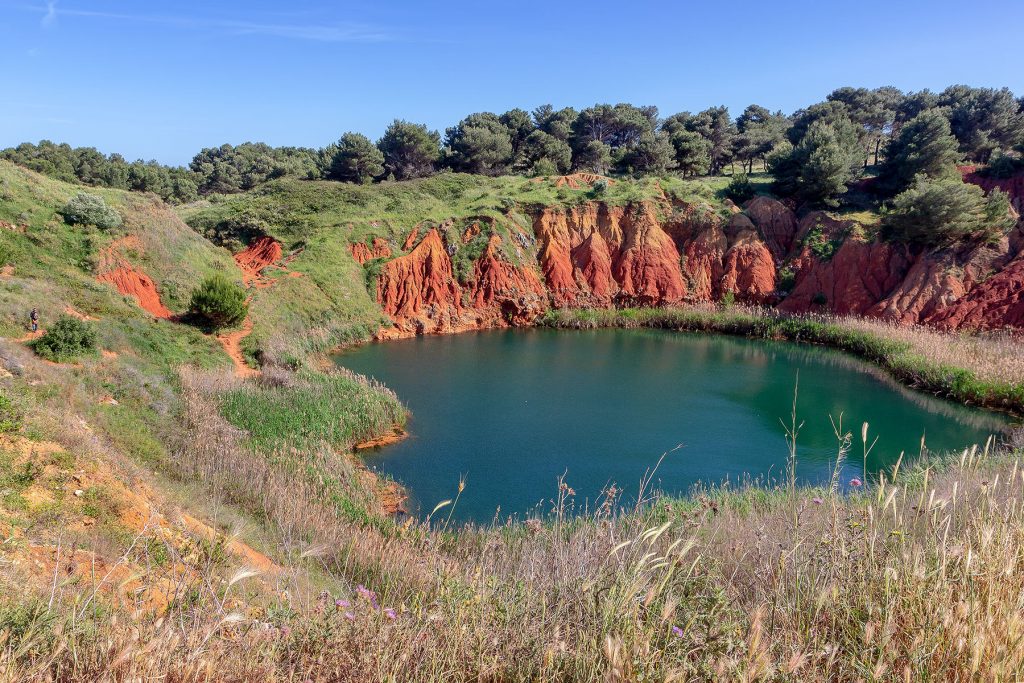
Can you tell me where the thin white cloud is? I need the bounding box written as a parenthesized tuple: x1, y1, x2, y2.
(23, 3, 391, 42)
(40, 0, 56, 27)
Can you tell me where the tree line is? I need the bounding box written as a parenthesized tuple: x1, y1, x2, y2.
(2, 85, 1022, 208)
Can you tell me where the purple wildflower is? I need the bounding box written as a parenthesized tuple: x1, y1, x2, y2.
(344, 612, 355, 621)
(384, 608, 397, 620)
(850, 478, 863, 488)
(671, 626, 684, 638)
(812, 497, 823, 505)
(356, 584, 379, 609)
(335, 599, 350, 610)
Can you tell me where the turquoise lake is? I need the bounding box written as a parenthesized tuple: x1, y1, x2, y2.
(336, 328, 1011, 524)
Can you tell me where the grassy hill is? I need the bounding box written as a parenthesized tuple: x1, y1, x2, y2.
(0, 160, 1023, 680)
(177, 172, 726, 359)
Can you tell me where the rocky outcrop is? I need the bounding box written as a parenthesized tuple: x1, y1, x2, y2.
(350, 237, 393, 265)
(377, 229, 463, 335)
(613, 203, 687, 305)
(682, 214, 776, 303)
(376, 228, 549, 336)
(467, 235, 547, 326)
(780, 241, 912, 316)
(743, 196, 798, 261)
(365, 189, 1024, 335)
(718, 215, 777, 303)
(929, 257, 1024, 329)
(532, 201, 685, 307)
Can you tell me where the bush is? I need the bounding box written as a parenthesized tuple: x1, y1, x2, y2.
(0, 395, 22, 433)
(882, 175, 1016, 246)
(982, 153, 1024, 179)
(32, 315, 97, 361)
(60, 193, 122, 230)
(725, 173, 756, 203)
(188, 275, 247, 329)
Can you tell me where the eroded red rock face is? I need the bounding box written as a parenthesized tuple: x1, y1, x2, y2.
(236, 235, 283, 286)
(376, 228, 548, 336)
(368, 188, 1024, 335)
(613, 204, 687, 305)
(350, 237, 392, 265)
(467, 235, 548, 325)
(781, 241, 912, 316)
(743, 196, 798, 261)
(377, 229, 463, 334)
(98, 267, 172, 318)
(680, 211, 778, 304)
(533, 201, 685, 307)
(719, 215, 777, 303)
(929, 257, 1024, 330)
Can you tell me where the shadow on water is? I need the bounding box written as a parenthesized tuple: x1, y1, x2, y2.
(336, 328, 1015, 524)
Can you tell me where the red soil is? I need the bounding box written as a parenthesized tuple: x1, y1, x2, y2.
(552, 173, 616, 189)
(349, 237, 392, 265)
(98, 267, 172, 318)
(361, 179, 1024, 335)
(402, 227, 420, 251)
(94, 235, 172, 318)
(216, 314, 257, 378)
(236, 235, 283, 285)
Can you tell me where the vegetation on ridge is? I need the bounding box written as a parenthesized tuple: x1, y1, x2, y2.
(0, 74, 1023, 678)
(4, 84, 1022, 205)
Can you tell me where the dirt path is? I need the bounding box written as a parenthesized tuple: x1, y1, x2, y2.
(216, 314, 256, 378)
(215, 236, 300, 378)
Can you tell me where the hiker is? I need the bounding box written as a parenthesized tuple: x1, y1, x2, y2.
(29, 308, 38, 333)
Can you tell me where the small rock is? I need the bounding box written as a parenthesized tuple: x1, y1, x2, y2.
(74, 489, 84, 497)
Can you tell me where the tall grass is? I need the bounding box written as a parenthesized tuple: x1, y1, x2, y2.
(541, 306, 1024, 415)
(6, 434, 1024, 680)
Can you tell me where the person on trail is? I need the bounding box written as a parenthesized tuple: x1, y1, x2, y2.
(29, 308, 38, 333)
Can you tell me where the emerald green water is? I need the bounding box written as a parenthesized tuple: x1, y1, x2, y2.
(335, 328, 1011, 524)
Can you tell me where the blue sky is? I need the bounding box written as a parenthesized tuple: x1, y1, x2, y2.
(2, 0, 1022, 165)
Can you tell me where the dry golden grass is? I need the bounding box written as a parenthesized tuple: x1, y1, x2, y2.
(839, 315, 1024, 385)
(5, 382, 1024, 681)
(4, 312, 1024, 680)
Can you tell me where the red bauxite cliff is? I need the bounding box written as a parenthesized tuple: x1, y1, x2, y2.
(361, 172, 1024, 336)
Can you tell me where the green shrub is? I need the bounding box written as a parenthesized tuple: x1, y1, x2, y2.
(0, 395, 22, 433)
(59, 193, 122, 230)
(32, 315, 97, 361)
(804, 222, 841, 261)
(725, 173, 756, 203)
(882, 175, 1016, 246)
(777, 265, 796, 293)
(981, 153, 1024, 179)
(188, 274, 247, 329)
